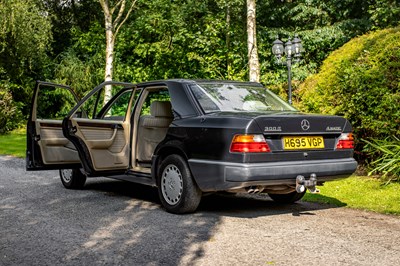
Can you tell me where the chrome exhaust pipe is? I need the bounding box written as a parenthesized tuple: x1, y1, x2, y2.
(247, 186, 265, 194)
(247, 186, 256, 194)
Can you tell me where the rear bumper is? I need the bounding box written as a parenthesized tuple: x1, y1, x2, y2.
(188, 158, 357, 192)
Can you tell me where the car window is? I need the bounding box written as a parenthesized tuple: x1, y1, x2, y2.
(190, 83, 297, 113)
(77, 84, 136, 121)
(140, 89, 171, 116)
(36, 85, 78, 120)
(102, 89, 138, 120)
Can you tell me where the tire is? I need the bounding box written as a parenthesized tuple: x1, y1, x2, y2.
(268, 191, 306, 204)
(157, 154, 202, 214)
(59, 168, 86, 189)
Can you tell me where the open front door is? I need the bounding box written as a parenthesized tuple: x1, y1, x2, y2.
(26, 81, 81, 170)
(62, 81, 137, 176)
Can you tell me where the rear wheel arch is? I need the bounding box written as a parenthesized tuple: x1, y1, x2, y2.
(153, 144, 189, 178)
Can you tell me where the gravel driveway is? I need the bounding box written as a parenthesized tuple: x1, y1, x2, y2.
(1, 155, 400, 265)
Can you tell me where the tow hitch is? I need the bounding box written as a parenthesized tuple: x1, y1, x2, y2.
(296, 174, 320, 194)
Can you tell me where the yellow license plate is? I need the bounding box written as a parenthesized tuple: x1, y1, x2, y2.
(282, 136, 324, 150)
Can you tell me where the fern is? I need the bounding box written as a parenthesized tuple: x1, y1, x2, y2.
(363, 137, 400, 183)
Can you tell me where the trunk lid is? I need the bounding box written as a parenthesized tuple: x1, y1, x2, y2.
(255, 113, 350, 135)
(253, 113, 352, 152)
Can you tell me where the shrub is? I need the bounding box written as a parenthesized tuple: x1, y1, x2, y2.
(296, 27, 400, 161)
(0, 83, 22, 134)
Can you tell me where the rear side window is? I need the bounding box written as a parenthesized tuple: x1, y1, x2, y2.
(76, 84, 137, 121)
(140, 89, 171, 115)
(102, 89, 136, 120)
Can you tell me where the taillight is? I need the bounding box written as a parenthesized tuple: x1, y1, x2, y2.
(335, 133, 354, 149)
(230, 134, 271, 153)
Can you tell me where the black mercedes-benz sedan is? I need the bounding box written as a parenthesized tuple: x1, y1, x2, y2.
(26, 79, 357, 213)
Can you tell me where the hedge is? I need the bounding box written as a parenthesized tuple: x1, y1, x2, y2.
(296, 27, 400, 160)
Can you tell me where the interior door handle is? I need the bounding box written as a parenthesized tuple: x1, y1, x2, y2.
(69, 126, 77, 134)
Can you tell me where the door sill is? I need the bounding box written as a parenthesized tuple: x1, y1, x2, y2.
(109, 170, 155, 187)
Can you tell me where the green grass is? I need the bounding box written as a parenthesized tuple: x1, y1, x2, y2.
(304, 176, 400, 215)
(0, 128, 26, 158)
(0, 130, 399, 215)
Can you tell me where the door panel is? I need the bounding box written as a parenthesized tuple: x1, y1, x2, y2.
(35, 119, 80, 164)
(71, 118, 129, 170)
(26, 81, 81, 170)
(62, 82, 137, 175)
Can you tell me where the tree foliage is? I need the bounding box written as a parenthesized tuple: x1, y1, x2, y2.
(0, 0, 52, 129)
(0, 0, 52, 81)
(42, 0, 103, 55)
(256, 0, 376, 96)
(112, 0, 247, 82)
(1, 0, 400, 135)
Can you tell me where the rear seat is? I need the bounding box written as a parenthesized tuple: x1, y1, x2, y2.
(136, 101, 173, 162)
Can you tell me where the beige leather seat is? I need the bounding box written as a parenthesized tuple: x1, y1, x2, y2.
(137, 101, 173, 162)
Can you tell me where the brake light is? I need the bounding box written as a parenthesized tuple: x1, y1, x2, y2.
(336, 133, 354, 149)
(230, 134, 271, 153)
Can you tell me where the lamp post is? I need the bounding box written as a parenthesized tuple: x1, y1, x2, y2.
(272, 35, 303, 105)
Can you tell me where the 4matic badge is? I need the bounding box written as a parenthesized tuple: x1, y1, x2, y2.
(326, 126, 342, 131)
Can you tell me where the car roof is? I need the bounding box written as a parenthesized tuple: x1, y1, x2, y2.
(134, 79, 263, 87)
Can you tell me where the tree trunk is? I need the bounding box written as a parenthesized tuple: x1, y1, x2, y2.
(246, 0, 260, 82)
(226, 4, 231, 80)
(104, 14, 114, 104)
(99, 0, 136, 105)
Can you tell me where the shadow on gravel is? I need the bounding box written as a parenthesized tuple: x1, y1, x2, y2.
(0, 156, 347, 266)
(85, 178, 160, 204)
(303, 194, 347, 207)
(197, 192, 345, 218)
(84, 179, 345, 220)
(74, 178, 346, 264)
(63, 178, 220, 265)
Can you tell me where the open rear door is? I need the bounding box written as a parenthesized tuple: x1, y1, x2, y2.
(26, 81, 81, 170)
(62, 81, 137, 176)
